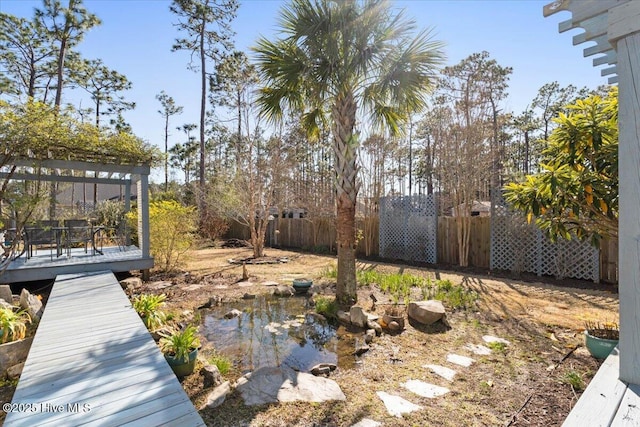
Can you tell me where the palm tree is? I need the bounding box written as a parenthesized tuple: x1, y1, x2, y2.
(254, 0, 444, 305)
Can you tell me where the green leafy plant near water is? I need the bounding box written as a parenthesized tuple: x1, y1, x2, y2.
(314, 295, 338, 320)
(132, 293, 167, 331)
(159, 325, 201, 363)
(0, 307, 31, 343)
(208, 353, 232, 375)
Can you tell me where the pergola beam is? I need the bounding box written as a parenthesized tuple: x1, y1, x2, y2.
(0, 172, 131, 186)
(10, 157, 150, 175)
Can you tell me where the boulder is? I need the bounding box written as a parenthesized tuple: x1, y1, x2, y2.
(19, 289, 43, 322)
(354, 342, 370, 356)
(367, 320, 382, 336)
(0, 285, 13, 305)
(337, 310, 351, 324)
(7, 362, 24, 380)
(310, 363, 336, 376)
(148, 281, 172, 290)
(0, 299, 13, 310)
(273, 286, 295, 297)
(365, 329, 376, 344)
(119, 277, 142, 292)
(408, 300, 445, 325)
(236, 367, 346, 405)
(242, 293, 256, 300)
(349, 306, 368, 328)
(0, 338, 33, 374)
(224, 309, 243, 319)
(388, 321, 401, 332)
(201, 381, 231, 409)
(201, 365, 224, 388)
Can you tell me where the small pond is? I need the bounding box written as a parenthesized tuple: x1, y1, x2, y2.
(201, 295, 362, 373)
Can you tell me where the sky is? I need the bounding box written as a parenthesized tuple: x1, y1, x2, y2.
(0, 0, 609, 181)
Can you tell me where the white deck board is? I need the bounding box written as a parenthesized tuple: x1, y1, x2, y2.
(611, 383, 640, 426)
(4, 271, 204, 427)
(563, 348, 629, 427)
(3, 246, 153, 283)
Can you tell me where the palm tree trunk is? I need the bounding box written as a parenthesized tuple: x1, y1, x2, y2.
(332, 92, 358, 305)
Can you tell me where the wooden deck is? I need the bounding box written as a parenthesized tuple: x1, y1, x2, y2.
(563, 347, 640, 426)
(2, 246, 153, 284)
(3, 271, 204, 426)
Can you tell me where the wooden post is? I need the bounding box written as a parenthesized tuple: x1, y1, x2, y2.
(609, 1, 640, 385)
(136, 173, 151, 260)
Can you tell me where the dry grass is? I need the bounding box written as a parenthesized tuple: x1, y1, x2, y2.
(160, 246, 618, 426)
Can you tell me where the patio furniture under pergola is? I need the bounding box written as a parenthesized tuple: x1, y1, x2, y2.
(0, 156, 153, 283)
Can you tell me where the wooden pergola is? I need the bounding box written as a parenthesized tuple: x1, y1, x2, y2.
(544, 0, 640, 424)
(0, 157, 153, 282)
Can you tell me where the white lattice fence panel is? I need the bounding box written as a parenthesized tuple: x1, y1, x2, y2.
(490, 193, 599, 282)
(379, 195, 437, 264)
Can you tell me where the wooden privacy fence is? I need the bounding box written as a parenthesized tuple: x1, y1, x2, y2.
(225, 216, 618, 284)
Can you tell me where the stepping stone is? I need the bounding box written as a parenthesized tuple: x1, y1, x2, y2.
(446, 353, 475, 367)
(483, 335, 510, 345)
(424, 364, 457, 381)
(402, 379, 450, 398)
(351, 419, 382, 427)
(464, 343, 492, 355)
(376, 391, 423, 418)
(237, 367, 345, 405)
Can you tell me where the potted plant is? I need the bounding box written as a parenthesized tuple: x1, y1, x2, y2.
(132, 293, 167, 331)
(159, 325, 201, 377)
(584, 320, 619, 359)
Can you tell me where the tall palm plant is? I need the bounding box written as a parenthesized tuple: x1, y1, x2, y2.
(254, 0, 444, 305)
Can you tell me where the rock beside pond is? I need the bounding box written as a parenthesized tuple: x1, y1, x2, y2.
(242, 293, 256, 299)
(354, 342, 370, 356)
(365, 329, 376, 344)
(19, 289, 42, 322)
(273, 286, 295, 297)
(0, 299, 13, 310)
(367, 320, 382, 336)
(236, 367, 346, 405)
(202, 365, 224, 388)
(201, 381, 231, 409)
(310, 363, 337, 376)
(224, 309, 243, 319)
(408, 300, 445, 325)
(337, 310, 351, 324)
(0, 285, 13, 304)
(350, 306, 368, 328)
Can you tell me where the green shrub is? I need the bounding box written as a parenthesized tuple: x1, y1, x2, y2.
(314, 295, 338, 320)
(208, 353, 232, 375)
(0, 307, 30, 343)
(127, 200, 197, 272)
(322, 263, 338, 279)
(356, 270, 381, 287)
(560, 370, 585, 391)
(431, 280, 478, 310)
(132, 293, 167, 330)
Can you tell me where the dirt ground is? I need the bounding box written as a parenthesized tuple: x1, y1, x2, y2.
(0, 246, 619, 426)
(139, 246, 617, 427)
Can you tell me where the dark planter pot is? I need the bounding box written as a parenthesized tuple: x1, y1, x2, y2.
(165, 348, 198, 377)
(585, 331, 619, 359)
(292, 279, 313, 295)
